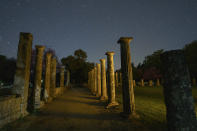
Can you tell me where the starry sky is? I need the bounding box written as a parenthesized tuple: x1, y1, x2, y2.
(0, 0, 197, 69)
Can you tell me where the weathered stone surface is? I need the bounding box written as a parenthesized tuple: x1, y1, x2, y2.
(12, 32, 32, 116)
(100, 59, 108, 101)
(119, 72, 122, 87)
(133, 80, 136, 87)
(93, 66, 97, 95)
(149, 80, 153, 87)
(96, 63, 101, 97)
(141, 79, 144, 87)
(50, 57, 57, 98)
(106, 52, 118, 108)
(115, 72, 119, 87)
(0, 95, 22, 128)
(66, 70, 70, 87)
(32, 45, 45, 110)
(44, 53, 52, 101)
(60, 66, 65, 88)
(161, 50, 197, 131)
(118, 37, 137, 118)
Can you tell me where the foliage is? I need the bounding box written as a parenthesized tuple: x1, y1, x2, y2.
(184, 41, 197, 78)
(0, 55, 16, 84)
(61, 49, 94, 84)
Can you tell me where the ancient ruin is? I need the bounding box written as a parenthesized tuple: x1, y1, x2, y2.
(118, 37, 137, 118)
(96, 63, 101, 97)
(32, 45, 45, 110)
(106, 51, 119, 108)
(161, 50, 197, 130)
(100, 59, 108, 100)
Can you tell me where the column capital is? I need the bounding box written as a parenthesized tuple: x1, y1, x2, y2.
(35, 45, 45, 50)
(117, 37, 133, 44)
(100, 58, 105, 62)
(46, 52, 52, 57)
(105, 51, 115, 56)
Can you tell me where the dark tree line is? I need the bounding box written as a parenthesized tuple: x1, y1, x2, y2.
(61, 49, 94, 84)
(0, 55, 16, 85)
(131, 41, 197, 81)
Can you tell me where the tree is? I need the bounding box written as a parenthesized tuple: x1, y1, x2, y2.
(61, 49, 94, 84)
(184, 40, 197, 78)
(74, 49, 87, 60)
(0, 55, 16, 84)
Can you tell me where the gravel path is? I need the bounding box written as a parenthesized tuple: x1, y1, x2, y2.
(1, 87, 148, 131)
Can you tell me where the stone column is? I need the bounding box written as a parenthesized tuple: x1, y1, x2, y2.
(141, 79, 144, 87)
(96, 63, 101, 97)
(12, 32, 32, 116)
(119, 72, 122, 87)
(161, 50, 196, 131)
(91, 69, 95, 94)
(192, 78, 196, 86)
(66, 70, 70, 86)
(156, 78, 160, 87)
(50, 57, 56, 98)
(133, 80, 136, 87)
(60, 66, 65, 88)
(44, 52, 52, 101)
(149, 80, 153, 87)
(100, 59, 108, 100)
(115, 72, 119, 87)
(118, 37, 138, 118)
(106, 52, 119, 108)
(93, 66, 97, 95)
(32, 45, 45, 110)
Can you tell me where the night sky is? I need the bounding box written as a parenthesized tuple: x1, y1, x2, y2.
(0, 0, 197, 69)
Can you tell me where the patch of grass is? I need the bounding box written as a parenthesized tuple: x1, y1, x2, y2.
(116, 86, 197, 130)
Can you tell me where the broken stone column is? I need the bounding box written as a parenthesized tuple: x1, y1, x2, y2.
(44, 52, 52, 101)
(12, 32, 32, 116)
(60, 66, 65, 88)
(118, 37, 137, 118)
(100, 59, 108, 100)
(106, 52, 119, 108)
(133, 80, 136, 87)
(161, 50, 197, 131)
(156, 78, 160, 87)
(50, 57, 56, 98)
(141, 79, 144, 87)
(96, 63, 101, 97)
(149, 80, 153, 87)
(32, 45, 45, 110)
(192, 78, 196, 86)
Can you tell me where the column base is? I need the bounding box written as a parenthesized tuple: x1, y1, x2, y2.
(120, 112, 140, 119)
(96, 94, 101, 97)
(100, 96, 108, 101)
(106, 101, 119, 109)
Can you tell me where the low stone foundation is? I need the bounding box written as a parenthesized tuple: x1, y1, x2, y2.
(0, 95, 22, 128)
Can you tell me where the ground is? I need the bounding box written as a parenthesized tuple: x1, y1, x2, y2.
(2, 86, 197, 131)
(1, 87, 149, 131)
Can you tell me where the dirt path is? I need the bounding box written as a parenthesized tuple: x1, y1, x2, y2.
(1, 87, 148, 131)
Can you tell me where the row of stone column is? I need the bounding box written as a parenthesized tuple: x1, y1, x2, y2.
(88, 37, 137, 116)
(115, 73, 197, 87)
(12, 32, 69, 114)
(88, 36, 197, 130)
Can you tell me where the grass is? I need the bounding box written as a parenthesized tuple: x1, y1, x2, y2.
(116, 86, 197, 131)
